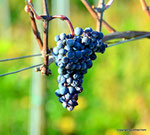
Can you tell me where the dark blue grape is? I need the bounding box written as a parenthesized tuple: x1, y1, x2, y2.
(71, 64, 76, 70)
(84, 27, 93, 33)
(65, 93, 72, 101)
(55, 89, 61, 97)
(53, 47, 59, 55)
(62, 57, 69, 64)
(57, 75, 62, 83)
(67, 106, 74, 111)
(86, 59, 93, 68)
(58, 68, 65, 75)
(81, 49, 88, 56)
(65, 63, 72, 70)
(55, 35, 60, 42)
(57, 40, 64, 49)
(98, 32, 104, 39)
(82, 37, 90, 45)
(60, 87, 68, 95)
(74, 36, 82, 42)
(76, 64, 81, 70)
(66, 39, 75, 47)
(68, 86, 75, 94)
(66, 77, 73, 84)
(66, 51, 75, 59)
(76, 86, 83, 93)
(64, 74, 70, 78)
(92, 31, 99, 38)
(67, 34, 73, 39)
(74, 27, 83, 36)
(64, 45, 72, 51)
(73, 73, 80, 80)
(62, 102, 67, 108)
(75, 51, 82, 59)
(59, 97, 65, 103)
(59, 48, 66, 56)
(90, 53, 97, 60)
(68, 100, 78, 106)
(60, 33, 66, 40)
(72, 57, 78, 63)
(85, 48, 93, 56)
(59, 83, 64, 88)
(89, 42, 95, 50)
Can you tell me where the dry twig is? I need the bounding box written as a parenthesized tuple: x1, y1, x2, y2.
(81, 0, 116, 33)
(103, 31, 150, 42)
(97, 0, 105, 32)
(107, 33, 150, 48)
(139, 0, 150, 20)
(41, 0, 51, 76)
(29, 11, 43, 50)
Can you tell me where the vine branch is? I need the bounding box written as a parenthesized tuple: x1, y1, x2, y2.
(29, 10, 43, 50)
(81, 0, 116, 33)
(107, 33, 150, 48)
(139, 0, 150, 20)
(97, 0, 105, 32)
(49, 15, 74, 36)
(103, 31, 150, 42)
(41, 0, 51, 76)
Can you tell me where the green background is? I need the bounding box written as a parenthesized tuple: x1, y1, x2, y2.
(0, 0, 150, 135)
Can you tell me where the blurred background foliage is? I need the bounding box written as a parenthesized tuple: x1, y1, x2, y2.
(0, 0, 150, 135)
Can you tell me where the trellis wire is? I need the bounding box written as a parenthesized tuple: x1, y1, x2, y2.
(0, 33, 149, 77)
(0, 54, 42, 62)
(107, 33, 150, 48)
(0, 64, 42, 77)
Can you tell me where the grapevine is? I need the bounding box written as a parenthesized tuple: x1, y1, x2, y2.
(0, 0, 150, 112)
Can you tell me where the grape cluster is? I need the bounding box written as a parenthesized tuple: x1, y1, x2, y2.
(52, 27, 107, 111)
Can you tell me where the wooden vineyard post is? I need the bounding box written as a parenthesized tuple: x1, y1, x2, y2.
(0, 0, 11, 40)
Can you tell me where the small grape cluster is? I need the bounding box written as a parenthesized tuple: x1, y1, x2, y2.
(52, 27, 107, 111)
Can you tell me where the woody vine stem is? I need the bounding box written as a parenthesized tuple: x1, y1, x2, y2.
(0, 0, 149, 77)
(25, 0, 75, 76)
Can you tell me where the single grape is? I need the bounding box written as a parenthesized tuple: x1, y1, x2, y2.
(82, 37, 90, 45)
(62, 57, 69, 64)
(55, 89, 61, 97)
(57, 40, 64, 49)
(74, 27, 83, 36)
(55, 35, 60, 42)
(53, 47, 59, 55)
(84, 27, 93, 33)
(66, 51, 75, 59)
(98, 32, 104, 39)
(86, 59, 93, 69)
(60, 33, 67, 40)
(59, 48, 66, 56)
(66, 39, 75, 47)
(60, 87, 68, 95)
(68, 86, 75, 94)
(75, 51, 82, 59)
(62, 102, 67, 108)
